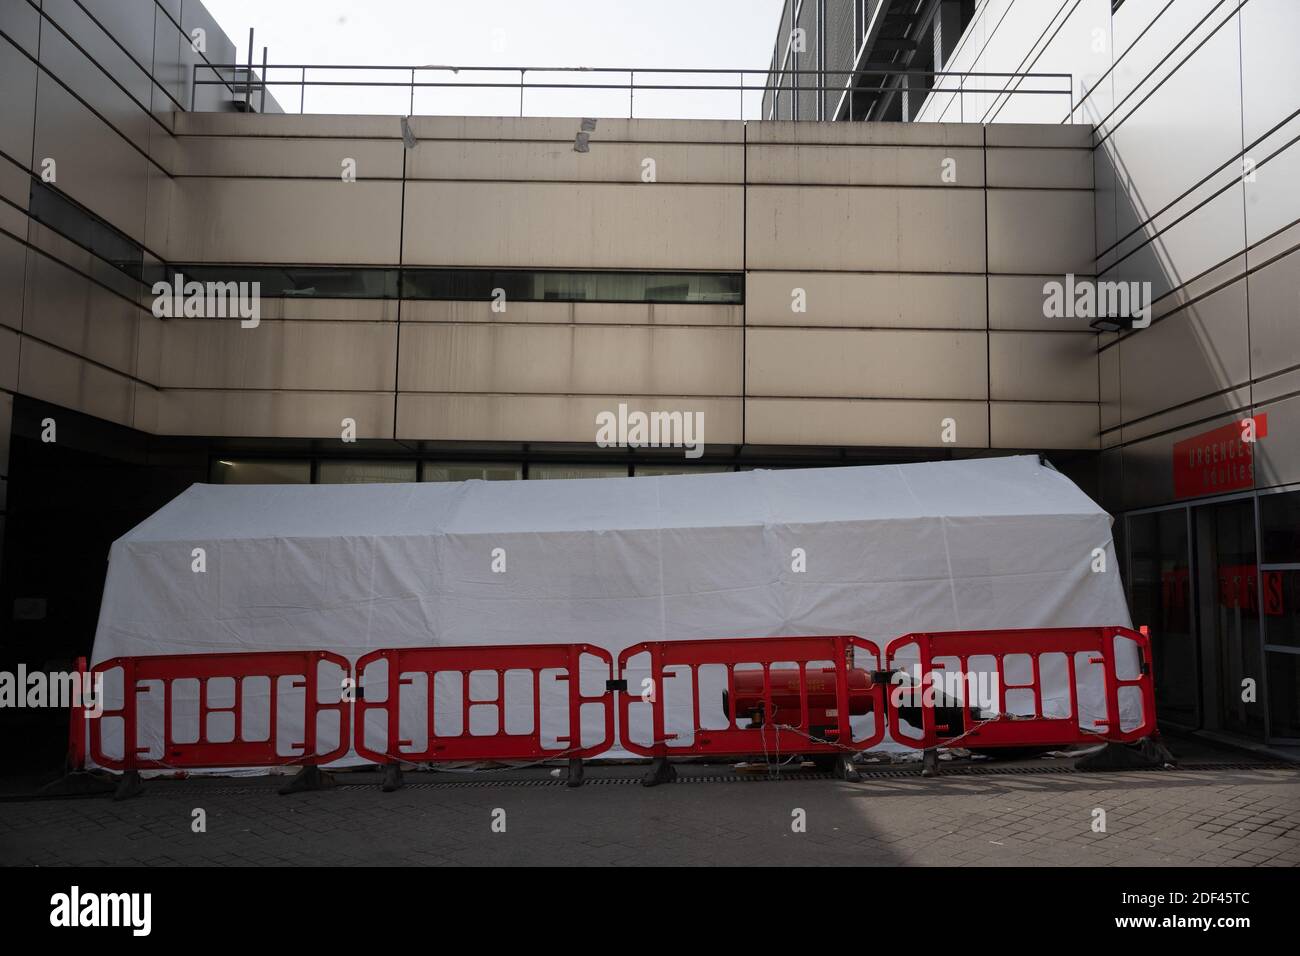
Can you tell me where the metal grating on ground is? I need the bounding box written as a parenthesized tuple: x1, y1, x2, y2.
(7, 758, 1294, 801)
(113, 760, 1298, 796)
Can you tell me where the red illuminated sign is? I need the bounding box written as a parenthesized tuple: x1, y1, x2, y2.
(1172, 414, 1266, 499)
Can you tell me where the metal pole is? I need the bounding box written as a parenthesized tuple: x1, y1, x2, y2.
(959, 73, 963, 123)
(629, 70, 634, 119)
(245, 28, 253, 112)
(738, 71, 743, 121)
(260, 46, 267, 113)
(519, 69, 525, 117)
(410, 68, 415, 115)
(300, 66, 305, 114)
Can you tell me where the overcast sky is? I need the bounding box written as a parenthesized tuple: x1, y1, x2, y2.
(201, 0, 787, 118)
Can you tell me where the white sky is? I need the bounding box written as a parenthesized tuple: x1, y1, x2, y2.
(201, 0, 787, 119)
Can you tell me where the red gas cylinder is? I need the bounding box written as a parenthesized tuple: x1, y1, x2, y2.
(724, 666, 876, 727)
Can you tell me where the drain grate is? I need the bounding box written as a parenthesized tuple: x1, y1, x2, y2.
(13, 758, 1293, 801)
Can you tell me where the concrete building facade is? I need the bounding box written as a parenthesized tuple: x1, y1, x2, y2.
(0, 0, 1296, 760)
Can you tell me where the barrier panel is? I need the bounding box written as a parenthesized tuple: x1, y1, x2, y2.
(616, 635, 887, 781)
(884, 626, 1156, 753)
(66, 656, 88, 772)
(353, 643, 615, 787)
(88, 650, 352, 775)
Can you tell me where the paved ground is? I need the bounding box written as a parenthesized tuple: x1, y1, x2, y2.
(3, 742, 1298, 866)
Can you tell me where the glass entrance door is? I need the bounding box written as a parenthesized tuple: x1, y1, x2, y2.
(1194, 498, 1266, 739)
(1128, 508, 1197, 727)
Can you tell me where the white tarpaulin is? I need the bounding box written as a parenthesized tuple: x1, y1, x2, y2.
(90, 455, 1134, 766)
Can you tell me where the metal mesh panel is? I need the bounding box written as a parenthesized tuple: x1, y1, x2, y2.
(796, 1, 819, 119)
(824, 0, 855, 119)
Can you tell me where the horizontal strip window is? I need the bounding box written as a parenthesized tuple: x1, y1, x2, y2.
(401, 269, 743, 304)
(155, 267, 743, 304)
(156, 264, 398, 299)
(28, 182, 144, 281)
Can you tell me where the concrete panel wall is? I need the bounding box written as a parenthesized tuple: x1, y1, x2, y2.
(743, 120, 1097, 451)
(6, 7, 1100, 453)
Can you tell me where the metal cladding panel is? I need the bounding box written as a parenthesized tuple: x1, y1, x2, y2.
(0, 27, 37, 167)
(396, 324, 742, 398)
(21, 250, 142, 376)
(0, 233, 25, 332)
(1241, 0, 1300, 145)
(1117, 282, 1250, 426)
(990, 403, 1100, 451)
(39, 0, 156, 152)
(746, 271, 986, 329)
(986, 188, 1094, 276)
(746, 144, 985, 186)
(17, 337, 135, 426)
(1256, 393, 1300, 489)
(167, 178, 403, 264)
(141, 388, 394, 439)
(744, 397, 991, 447)
(989, 332, 1098, 403)
(396, 393, 742, 444)
(402, 181, 743, 271)
(1248, 247, 1300, 383)
(31, 75, 150, 244)
(746, 328, 988, 401)
(747, 185, 986, 272)
(156, 320, 399, 391)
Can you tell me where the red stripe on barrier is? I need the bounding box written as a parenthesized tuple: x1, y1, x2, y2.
(353, 643, 615, 765)
(616, 635, 886, 759)
(66, 656, 88, 772)
(88, 650, 351, 771)
(884, 626, 1156, 750)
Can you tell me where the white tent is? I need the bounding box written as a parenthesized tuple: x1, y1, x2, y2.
(91, 454, 1133, 765)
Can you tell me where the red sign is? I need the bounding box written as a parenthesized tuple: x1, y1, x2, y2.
(1172, 414, 1266, 499)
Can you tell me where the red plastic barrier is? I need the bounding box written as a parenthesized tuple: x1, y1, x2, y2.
(353, 643, 615, 765)
(884, 626, 1156, 750)
(616, 635, 886, 760)
(66, 656, 88, 771)
(89, 650, 352, 771)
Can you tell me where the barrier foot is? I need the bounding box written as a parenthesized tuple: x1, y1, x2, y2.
(38, 770, 116, 797)
(1075, 736, 1177, 771)
(113, 770, 144, 801)
(381, 763, 404, 793)
(277, 765, 334, 796)
(921, 749, 940, 778)
(565, 757, 585, 788)
(837, 754, 861, 783)
(641, 757, 677, 788)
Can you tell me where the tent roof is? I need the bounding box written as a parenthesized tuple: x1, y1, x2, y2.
(118, 455, 1106, 543)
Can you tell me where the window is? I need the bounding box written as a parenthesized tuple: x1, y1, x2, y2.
(422, 463, 522, 482)
(400, 269, 742, 304)
(158, 264, 399, 299)
(211, 459, 310, 484)
(29, 182, 144, 280)
(317, 461, 417, 484)
(528, 464, 628, 480)
(632, 464, 733, 477)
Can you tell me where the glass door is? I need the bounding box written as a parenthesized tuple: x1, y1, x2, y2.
(1194, 498, 1266, 739)
(1127, 508, 1198, 727)
(1259, 490, 1300, 744)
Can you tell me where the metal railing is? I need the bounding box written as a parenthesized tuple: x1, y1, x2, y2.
(190, 64, 1074, 123)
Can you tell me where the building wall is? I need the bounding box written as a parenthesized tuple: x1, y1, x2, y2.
(913, 0, 1300, 511)
(114, 112, 1094, 452)
(0, 0, 255, 520)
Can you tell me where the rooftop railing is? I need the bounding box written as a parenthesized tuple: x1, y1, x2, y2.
(191, 63, 1075, 123)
